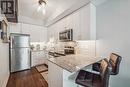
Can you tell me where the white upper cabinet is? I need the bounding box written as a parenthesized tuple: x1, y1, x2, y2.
(27, 24, 47, 42)
(71, 10, 81, 40)
(47, 22, 60, 41)
(39, 26, 47, 42)
(9, 23, 47, 42)
(78, 4, 91, 40)
(28, 24, 41, 42)
(47, 25, 54, 40)
(47, 3, 96, 41)
(9, 23, 21, 33)
(21, 23, 30, 34)
(21, 24, 47, 42)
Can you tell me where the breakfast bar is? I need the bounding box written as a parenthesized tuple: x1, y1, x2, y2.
(48, 54, 102, 87)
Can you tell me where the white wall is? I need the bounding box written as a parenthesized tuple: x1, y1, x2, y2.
(96, 0, 130, 87)
(0, 42, 9, 87)
(0, 15, 10, 87)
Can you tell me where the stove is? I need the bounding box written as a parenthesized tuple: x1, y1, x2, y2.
(48, 46, 75, 58)
(64, 46, 75, 55)
(48, 51, 65, 58)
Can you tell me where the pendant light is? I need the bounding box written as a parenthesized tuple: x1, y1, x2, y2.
(37, 0, 46, 14)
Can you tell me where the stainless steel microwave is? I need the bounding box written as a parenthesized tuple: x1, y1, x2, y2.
(59, 29, 73, 41)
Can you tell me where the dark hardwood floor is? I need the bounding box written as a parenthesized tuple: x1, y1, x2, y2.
(6, 68, 48, 87)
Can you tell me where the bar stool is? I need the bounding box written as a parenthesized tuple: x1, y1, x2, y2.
(75, 59, 111, 87)
(93, 53, 122, 75)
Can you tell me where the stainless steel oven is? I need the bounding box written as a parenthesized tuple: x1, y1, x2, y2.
(59, 29, 73, 41)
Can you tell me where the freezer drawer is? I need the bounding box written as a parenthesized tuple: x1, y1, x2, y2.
(10, 48, 31, 72)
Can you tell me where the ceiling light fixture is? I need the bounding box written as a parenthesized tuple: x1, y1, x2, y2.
(37, 0, 46, 14)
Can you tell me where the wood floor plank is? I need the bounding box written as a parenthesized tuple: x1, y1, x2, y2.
(6, 68, 48, 87)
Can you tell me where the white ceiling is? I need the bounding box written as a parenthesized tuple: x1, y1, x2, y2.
(19, 0, 79, 21)
(18, 0, 107, 26)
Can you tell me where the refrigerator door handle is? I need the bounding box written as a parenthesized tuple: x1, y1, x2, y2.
(11, 38, 15, 48)
(28, 49, 31, 66)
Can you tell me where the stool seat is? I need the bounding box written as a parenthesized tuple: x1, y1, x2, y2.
(76, 59, 111, 87)
(76, 70, 101, 87)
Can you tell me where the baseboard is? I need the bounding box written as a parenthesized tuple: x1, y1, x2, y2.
(2, 73, 10, 87)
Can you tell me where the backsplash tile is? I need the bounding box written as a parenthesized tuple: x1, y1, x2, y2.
(53, 41, 96, 57)
(75, 41, 96, 57)
(31, 40, 96, 57)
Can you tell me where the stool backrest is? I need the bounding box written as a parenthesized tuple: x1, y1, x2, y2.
(109, 53, 122, 75)
(100, 59, 111, 87)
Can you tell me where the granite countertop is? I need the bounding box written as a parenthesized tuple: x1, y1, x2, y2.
(48, 54, 102, 73)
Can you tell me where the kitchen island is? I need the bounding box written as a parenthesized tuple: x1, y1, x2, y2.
(48, 54, 102, 87)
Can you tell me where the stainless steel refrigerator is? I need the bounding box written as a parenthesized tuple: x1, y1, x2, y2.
(9, 33, 31, 72)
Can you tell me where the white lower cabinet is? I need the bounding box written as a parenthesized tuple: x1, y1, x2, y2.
(48, 61, 78, 87)
(31, 51, 47, 67)
(48, 61, 63, 87)
(63, 70, 78, 87)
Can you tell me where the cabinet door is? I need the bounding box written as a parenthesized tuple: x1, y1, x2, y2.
(22, 24, 47, 42)
(63, 70, 78, 87)
(65, 13, 73, 29)
(31, 51, 47, 66)
(9, 23, 21, 33)
(47, 28, 51, 41)
(60, 17, 67, 31)
(48, 24, 58, 42)
(53, 23, 59, 41)
(72, 11, 81, 40)
(48, 61, 63, 87)
(31, 51, 38, 66)
(21, 23, 31, 34)
(29, 25, 41, 42)
(21, 23, 38, 42)
(79, 3, 96, 40)
(40, 27, 47, 42)
(79, 5, 91, 40)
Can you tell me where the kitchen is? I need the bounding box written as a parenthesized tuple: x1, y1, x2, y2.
(0, 0, 130, 87)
